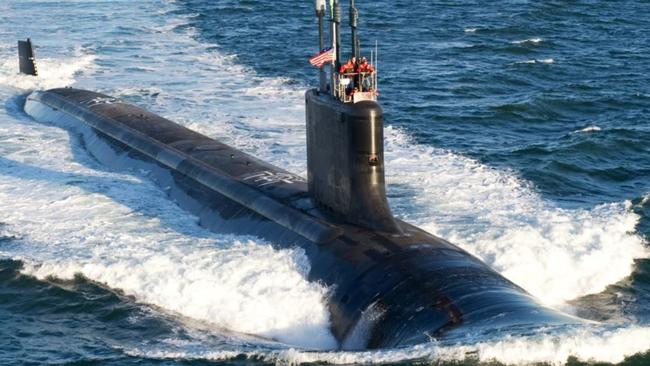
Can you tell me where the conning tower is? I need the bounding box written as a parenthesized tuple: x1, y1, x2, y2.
(307, 0, 400, 233)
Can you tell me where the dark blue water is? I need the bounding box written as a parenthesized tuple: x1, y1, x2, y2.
(180, 0, 650, 207)
(1, 0, 650, 364)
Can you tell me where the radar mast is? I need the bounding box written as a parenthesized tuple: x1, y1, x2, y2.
(311, 0, 377, 104)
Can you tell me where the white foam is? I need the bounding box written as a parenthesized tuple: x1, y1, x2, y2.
(511, 38, 543, 45)
(0, 51, 95, 90)
(642, 194, 650, 206)
(573, 125, 602, 133)
(341, 301, 386, 351)
(382, 127, 648, 307)
(20, 242, 336, 349)
(122, 325, 650, 365)
(464, 28, 478, 33)
(514, 58, 555, 65)
(435, 327, 650, 365)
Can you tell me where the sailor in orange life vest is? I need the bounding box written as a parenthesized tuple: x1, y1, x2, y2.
(358, 57, 374, 74)
(339, 56, 356, 75)
(358, 57, 375, 92)
(339, 57, 357, 96)
(339, 56, 376, 95)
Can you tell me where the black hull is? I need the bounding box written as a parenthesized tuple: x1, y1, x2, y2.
(25, 88, 580, 349)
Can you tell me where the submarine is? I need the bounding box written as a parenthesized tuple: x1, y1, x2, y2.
(19, 0, 582, 349)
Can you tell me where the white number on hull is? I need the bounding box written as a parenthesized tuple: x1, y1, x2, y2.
(243, 171, 305, 187)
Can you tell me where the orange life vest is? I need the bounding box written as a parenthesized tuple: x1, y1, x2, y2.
(358, 62, 375, 74)
(339, 60, 355, 74)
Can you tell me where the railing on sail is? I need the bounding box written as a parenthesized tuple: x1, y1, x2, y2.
(335, 71, 378, 103)
(335, 40, 379, 104)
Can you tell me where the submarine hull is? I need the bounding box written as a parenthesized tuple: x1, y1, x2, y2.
(25, 88, 581, 349)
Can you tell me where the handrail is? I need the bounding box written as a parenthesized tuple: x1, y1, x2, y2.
(336, 68, 378, 103)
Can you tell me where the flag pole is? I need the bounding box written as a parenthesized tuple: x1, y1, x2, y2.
(375, 40, 378, 94)
(331, 0, 341, 98)
(350, 0, 359, 61)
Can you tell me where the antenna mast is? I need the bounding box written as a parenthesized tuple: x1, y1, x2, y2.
(331, 0, 342, 97)
(350, 0, 359, 61)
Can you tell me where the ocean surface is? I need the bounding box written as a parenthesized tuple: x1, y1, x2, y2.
(1, 0, 649, 365)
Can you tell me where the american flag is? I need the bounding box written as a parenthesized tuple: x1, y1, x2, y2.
(309, 47, 334, 68)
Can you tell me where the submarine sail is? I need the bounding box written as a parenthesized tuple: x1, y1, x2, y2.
(18, 38, 38, 76)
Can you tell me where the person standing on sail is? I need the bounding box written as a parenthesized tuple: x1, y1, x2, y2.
(339, 57, 357, 95)
(339, 57, 356, 75)
(358, 57, 375, 91)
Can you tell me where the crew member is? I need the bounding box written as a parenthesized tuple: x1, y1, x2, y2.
(339, 57, 356, 75)
(339, 57, 357, 97)
(358, 57, 375, 91)
(358, 57, 374, 74)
